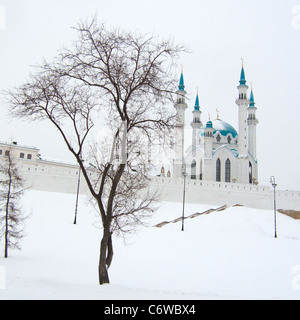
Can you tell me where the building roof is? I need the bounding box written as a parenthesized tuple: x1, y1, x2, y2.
(178, 72, 185, 91)
(199, 119, 238, 138)
(249, 88, 255, 108)
(206, 120, 213, 128)
(212, 119, 238, 138)
(213, 145, 239, 158)
(239, 65, 247, 86)
(0, 141, 39, 151)
(194, 94, 200, 111)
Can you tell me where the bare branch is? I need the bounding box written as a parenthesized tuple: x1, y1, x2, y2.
(4, 18, 186, 284)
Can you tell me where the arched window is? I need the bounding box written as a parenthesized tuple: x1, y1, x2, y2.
(216, 158, 221, 182)
(191, 160, 196, 180)
(249, 161, 253, 184)
(225, 159, 231, 183)
(200, 159, 203, 180)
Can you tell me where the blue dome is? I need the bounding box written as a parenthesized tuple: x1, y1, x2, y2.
(199, 119, 238, 138)
(212, 119, 238, 138)
(206, 120, 213, 128)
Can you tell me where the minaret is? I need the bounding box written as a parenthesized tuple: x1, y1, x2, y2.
(202, 117, 214, 181)
(247, 84, 258, 159)
(204, 118, 214, 159)
(173, 69, 188, 178)
(235, 60, 249, 157)
(190, 89, 202, 156)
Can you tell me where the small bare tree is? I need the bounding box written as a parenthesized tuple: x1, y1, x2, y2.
(6, 18, 186, 284)
(0, 147, 27, 258)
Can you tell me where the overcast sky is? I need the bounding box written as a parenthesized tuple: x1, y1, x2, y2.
(0, 0, 300, 190)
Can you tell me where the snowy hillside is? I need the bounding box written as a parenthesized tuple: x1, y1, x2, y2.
(1, 190, 300, 300)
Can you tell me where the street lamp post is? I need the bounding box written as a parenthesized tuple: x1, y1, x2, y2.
(74, 166, 81, 225)
(74, 159, 84, 225)
(270, 176, 277, 238)
(181, 163, 187, 232)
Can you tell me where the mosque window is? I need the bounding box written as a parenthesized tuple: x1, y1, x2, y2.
(249, 161, 253, 184)
(0, 150, 2, 155)
(5, 150, 9, 157)
(225, 159, 231, 182)
(216, 134, 221, 143)
(216, 158, 221, 182)
(20, 153, 25, 159)
(200, 159, 203, 181)
(191, 160, 196, 180)
(227, 136, 232, 144)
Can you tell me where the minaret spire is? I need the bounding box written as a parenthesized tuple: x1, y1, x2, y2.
(191, 88, 202, 156)
(240, 58, 247, 86)
(194, 88, 200, 111)
(178, 66, 185, 91)
(249, 83, 255, 107)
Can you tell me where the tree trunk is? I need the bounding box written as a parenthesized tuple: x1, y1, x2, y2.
(4, 207, 8, 258)
(106, 233, 113, 269)
(4, 161, 12, 259)
(98, 228, 111, 285)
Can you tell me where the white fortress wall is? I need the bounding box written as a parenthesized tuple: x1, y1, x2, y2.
(14, 163, 300, 211)
(148, 178, 300, 211)
(19, 158, 91, 195)
(1, 141, 300, 211)
(12, 160, 300, 211)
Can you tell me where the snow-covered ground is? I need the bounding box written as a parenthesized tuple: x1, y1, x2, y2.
(0, 190, 300, 300)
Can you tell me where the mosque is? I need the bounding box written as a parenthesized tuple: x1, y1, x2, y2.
(172, 62, 259, 185)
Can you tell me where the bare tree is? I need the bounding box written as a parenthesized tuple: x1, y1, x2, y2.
(0, 146, 27, 258)
(6, 18, 186, 284)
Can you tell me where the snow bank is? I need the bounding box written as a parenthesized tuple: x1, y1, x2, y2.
(0, 190, 300, 300)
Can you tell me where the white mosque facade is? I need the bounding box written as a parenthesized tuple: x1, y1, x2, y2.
(172, 64, 258, 186)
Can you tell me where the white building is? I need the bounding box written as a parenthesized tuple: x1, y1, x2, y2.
(0, 141, 90, 195)
(173, 63, 258, 185)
